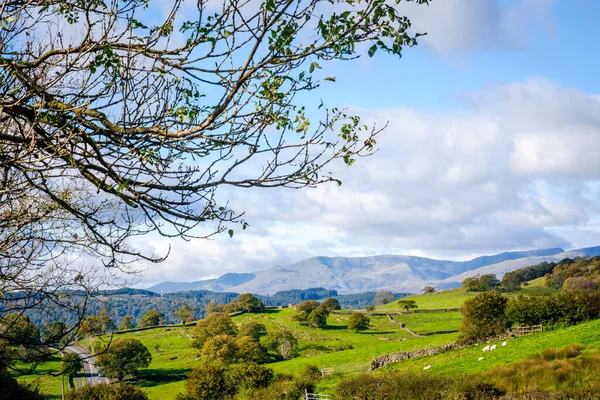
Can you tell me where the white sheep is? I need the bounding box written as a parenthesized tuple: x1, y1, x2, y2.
(423, 365, 431, 371)
(490, 345, 497, 351)
(482, 345, 490, 352)
(478, 357, 484, 361)
(502, 341, 507, 347)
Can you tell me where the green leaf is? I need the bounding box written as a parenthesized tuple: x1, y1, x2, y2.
(368, 45, 377, 57)
(228, 229, 234, 238)
(324, 77, 336, 82)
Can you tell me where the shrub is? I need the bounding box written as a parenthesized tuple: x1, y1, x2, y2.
(347, 313, 370, 331)
(460, 291, 509, 343)
(481, 345, 600, 396)
(0, 373, 43, 400)
(66, 383, 148, 400)
(336, 372, 502, 400)
(227, 362, 274, 390)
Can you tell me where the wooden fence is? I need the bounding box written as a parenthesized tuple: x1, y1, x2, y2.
(321, 361, 371, 376)
(513, 324, 543, 336)
(304, 389, 332, 400)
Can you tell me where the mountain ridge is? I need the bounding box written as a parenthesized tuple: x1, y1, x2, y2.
(145, 247, 600, 295)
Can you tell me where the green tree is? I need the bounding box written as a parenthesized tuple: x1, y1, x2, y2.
(397, 299, 418, 313)
(238, 321, 266, 341)
(322, 298, 342, 311)
(0, 314, 40, 347)
(201, 335, 238, 364)
(263, 329, 298, 360)
(373, 290, 395, 306)
(501, 272, 522, 292)
(174, 305, 195, 325)
(227, 362, 273, 390)
(423, 286, 436, 294)
(66, 383, 148, 400)
(97, 338, 152, 381)
(460, 291, 509, 343)
(192, 312, 238, 349)
(41, 322, 68, 345)
(138, 310, 165, 328)
(236, 336, 267, 363)
(79, 316, 104, 336)
(98, 307, 116, 333)
(61, 353, 83, 377)
(294, 300, 322, 325)
(307, 306, 329, 328)
(178, 363, 235, 400)
(462, 276, 480, 291)
(479, 274, 501, 291)
(234, 294, 265, 313)
(347, 313, 370, 331)
(119, 315, 136, 331)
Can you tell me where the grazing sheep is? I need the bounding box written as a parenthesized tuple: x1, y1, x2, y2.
(490, 345, 497, 351)
(423, 365, 431, 370)
(502, 341, 507, 347)
(478, 357, 484, 361)
(482, 345, 490, 352)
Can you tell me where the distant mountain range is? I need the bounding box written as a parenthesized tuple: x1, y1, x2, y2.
(147, 246, 600, 295)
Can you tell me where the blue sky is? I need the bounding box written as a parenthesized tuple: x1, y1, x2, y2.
(134, 0, 600, 285)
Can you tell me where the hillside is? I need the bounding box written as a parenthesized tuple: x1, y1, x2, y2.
(147, 247, 582, 294)
(19, 273, 600, 399)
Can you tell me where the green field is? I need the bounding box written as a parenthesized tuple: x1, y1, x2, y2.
(377, 290, 477, 311)
(17, 281, 597, 399)
(519, 277, 559, 296)
(17, 356, 64, 400)
(397, 311, 462, 334)
(385, 318, 600, 376)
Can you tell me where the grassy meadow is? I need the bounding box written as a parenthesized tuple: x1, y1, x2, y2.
(18, 282, 599, 399)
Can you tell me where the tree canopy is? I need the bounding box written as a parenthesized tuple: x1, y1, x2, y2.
(0, 0, 428, 366)
(96, 338, 152, 381)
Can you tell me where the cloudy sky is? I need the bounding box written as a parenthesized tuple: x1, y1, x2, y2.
(134, 0, 600, 286)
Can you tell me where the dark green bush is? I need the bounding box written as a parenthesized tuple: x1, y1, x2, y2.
(336, 372, 502, 400)
(460, 291, 509, 343)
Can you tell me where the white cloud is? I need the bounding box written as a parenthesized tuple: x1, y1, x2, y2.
(133, 77, 600, 285)
(405, 0, 557, 55)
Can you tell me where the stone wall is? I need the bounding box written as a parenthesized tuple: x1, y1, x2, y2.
(370, 332, 517, 370)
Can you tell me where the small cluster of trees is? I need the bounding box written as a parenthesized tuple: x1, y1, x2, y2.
(66, 383, 148, 400)
(176, 362, 319, 400)
(501, 261, 557, 291)
(80, 308, 116, 336)
(293, 299, 338, 329)
(460, 286, 600, 342)
(191, 312, 299, 364)
(206, 294, 265, 314)
(462, 274, 501, 292)
(545, 257, 600, 289)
